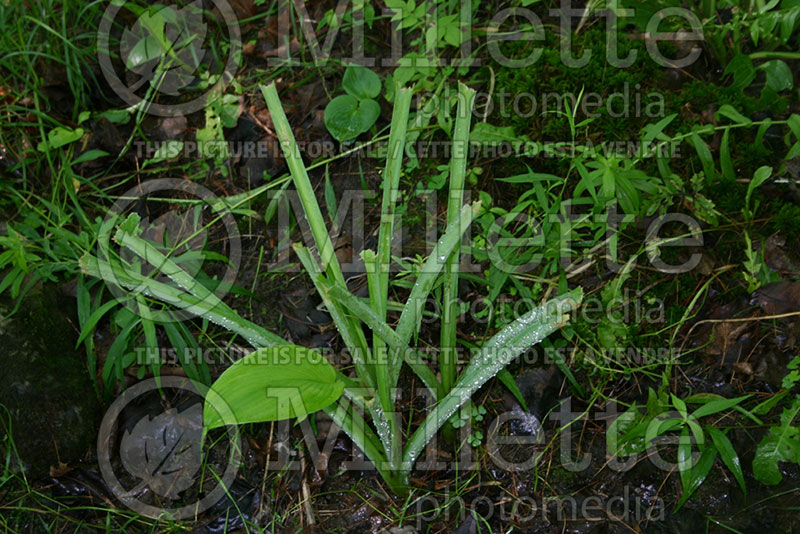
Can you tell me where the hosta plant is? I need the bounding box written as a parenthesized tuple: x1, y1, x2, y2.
(81, 81, 581, 494)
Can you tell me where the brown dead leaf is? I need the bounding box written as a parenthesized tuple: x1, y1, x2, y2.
(705, 320, 751, 356)
(753, 281, 800, 315)
(50, 461, 73, 477)
(761, 234, 798, 273)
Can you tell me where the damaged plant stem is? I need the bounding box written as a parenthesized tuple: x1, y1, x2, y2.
(80, 81, 581, 495)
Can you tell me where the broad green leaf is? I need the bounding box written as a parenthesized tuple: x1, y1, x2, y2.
(640, 113, 677, 145)
(37, 126, 84, 152)
(645, 416, 682, 446)
(204, 345, 345, 430)
(745, 166, 772, 210)
(342, 64, 382, 100)
(98, 108, 133, 124)
(758, 60, 794, 92)
(755, 119, 772, 148)
(671, 394, 688, 418)
(753, 396, 800, 485)
(647, 388, 664, 415)
(324, 94, 381, 142)
(126, 35, 163, 69)
(752, 390, 789, 416)
(787, 114, 800, 141)
(607, 404, 641, 456)
(723, 54, 756, 91)
(470, 122, 520, 145)
(780, 7, 800, 42)
(601, 164, 616, 200)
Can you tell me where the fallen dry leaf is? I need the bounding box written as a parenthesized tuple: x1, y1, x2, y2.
(753, 281, 800, 315)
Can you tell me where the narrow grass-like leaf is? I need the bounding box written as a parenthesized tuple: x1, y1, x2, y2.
(441, 82, 477, 393)
(322, 280, 443, 399)
(136, 294, 160, 381)
(163, 320, 208, 385)
(80, 252, 285, 348)
(691, 394, 751, 419)
(370, 86, 413, 468)
(715, 105, 752, 125)
(395, 203, 480, 353)
(261, 83, 345, 285)
(496, 368, 528, 412)
(322, 400, 401, 491)
(720, 127, 734, 180)
(324, 164, 338, 226)
(293, 244, 374, 390)
(706, 426, 746, 495)
(75, 297, 121, 347)
(676, 443, 716, 510)
(691, 131, 715, 181)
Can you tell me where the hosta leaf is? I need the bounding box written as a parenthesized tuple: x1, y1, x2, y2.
(125, 34, 163, 69)
(203, 345, 344, 430)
